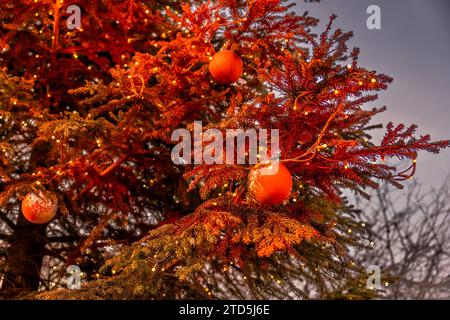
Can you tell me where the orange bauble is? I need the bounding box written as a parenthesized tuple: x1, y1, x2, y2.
(208, 50, 243, 84)
(248, 163, 293, 205)
(21, 190, 58, 224)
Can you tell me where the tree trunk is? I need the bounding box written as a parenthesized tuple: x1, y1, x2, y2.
(2, 213, 46, 295)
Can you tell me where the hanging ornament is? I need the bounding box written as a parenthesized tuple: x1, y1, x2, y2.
(208, 50, 243, 85)
(248, 163, 292, 205)
(21, 189, 58, 224)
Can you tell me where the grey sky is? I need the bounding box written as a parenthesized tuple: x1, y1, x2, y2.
(295, 0, 450, 189)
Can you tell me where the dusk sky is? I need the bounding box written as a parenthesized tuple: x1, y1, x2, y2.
(296, 0, 450, 189)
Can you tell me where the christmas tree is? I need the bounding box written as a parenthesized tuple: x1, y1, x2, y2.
(0, 0, 448, 300)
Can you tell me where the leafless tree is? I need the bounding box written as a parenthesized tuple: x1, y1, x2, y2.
(356, 176, 450, 299)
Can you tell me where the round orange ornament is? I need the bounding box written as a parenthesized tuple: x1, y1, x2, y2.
(208, 50, 243, 84)
(248, 163, 293, 205)
(21, 190, 58, 224)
